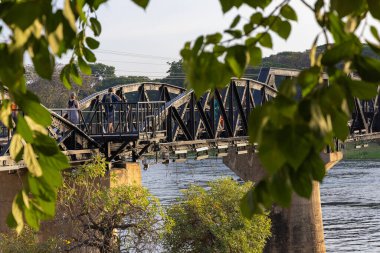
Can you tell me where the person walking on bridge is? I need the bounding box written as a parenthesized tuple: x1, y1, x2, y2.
(102, 87, 121, 133)
(67, 92, 80, 125)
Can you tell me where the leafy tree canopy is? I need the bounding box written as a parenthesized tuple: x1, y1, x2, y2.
(164, 178, 271, 253)
(2, 0, 380, 231)
(89, 63, 116, 80)
(59, 157, 167, 252)
(96, 75, 151, 91)
(161, 60, 185, 87)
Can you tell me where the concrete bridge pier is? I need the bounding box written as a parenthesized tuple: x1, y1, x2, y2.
(0, 162, 142, 247)
(223, 148, 342, 253)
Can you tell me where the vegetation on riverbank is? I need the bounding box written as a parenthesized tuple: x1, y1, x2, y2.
(164, 178, 271, 253)
(0, 161, 271, 252)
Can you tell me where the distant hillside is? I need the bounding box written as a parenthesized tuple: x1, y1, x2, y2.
(261, 44, 378, 69)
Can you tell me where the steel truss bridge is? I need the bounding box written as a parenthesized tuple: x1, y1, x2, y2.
(0, 67, 377, 170)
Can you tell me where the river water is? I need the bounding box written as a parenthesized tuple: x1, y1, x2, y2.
(142, 159, 380, 252)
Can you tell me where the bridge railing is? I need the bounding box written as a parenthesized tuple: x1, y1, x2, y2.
(50, 101, 166, 138)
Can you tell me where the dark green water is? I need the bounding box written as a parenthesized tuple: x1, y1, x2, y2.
(142, 159, 380, 252)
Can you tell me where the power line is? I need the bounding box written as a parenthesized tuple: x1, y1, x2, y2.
(95, 49, 179, 61)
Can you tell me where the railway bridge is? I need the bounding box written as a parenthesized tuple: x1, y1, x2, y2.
(0, 67, 377, 252)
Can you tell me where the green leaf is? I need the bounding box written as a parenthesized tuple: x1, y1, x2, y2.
(272, 19, 291, 40)
(258, 136, 287, 173)
(309, 152, 326, 182)
(240, 182, 270, 217)
(321, 39, 361, 65)
(331, 110, 349, 140)
(297, 67, 320, 97)
(39, 152, 68, 172)
(16, 115, 33, 143)
(24, 115, 48, 135)
(131, 0, 149, 9)
(78, 56, 92, 75)
(18, 100, 52, 127)
(250, 12, 263, 24)
(60, 65, 72, 89)
(347, 80, 378, 100)
(83, 47, 96, 62)
(226, 45, 248, 77)
(63, 0, 77, 31)
(278, 125, 311, 170)
(280, 5, 297, 21)
(248, 46, 262, 66)
(258, 33, 272, 48)
(22, 190, 30, 209)
(219, 0, 236, 13)
(11, 194, 24, 234)
(85, 37, 100, 49)
(354, 55, 380, 83)
(289, 166, 313, 198)
(31, 39, 55, 80)
(24, 144, 42, 177)
(331, 0, 366, 17)
(90, 17, 102, 36)
(246, 0, 271, 9)
(70, 64, 83, 85)
(205, 33, 223, 44)
(192, 36, 204, 55)
(39, 154, 66, 188)
(240, 188, 256, 218)
(6, 212, 17, 229)
(270, 171, 292, 206)
(10, 133, 24, 162)
(370, 26, 380, 41)
(230, 15, 241, 28)
(225, 29, 243, 39)
(367, 0, 380, 20)
(24, 207, 39, 230)
(0, 100, 12, 128)
(37, 199, 56, 217)
(2, 2, 42, 30)
(33, 132, 59, 156)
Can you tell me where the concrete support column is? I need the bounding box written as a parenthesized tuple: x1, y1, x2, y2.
(223, 148, 342, 253)
(0, 162, 142, 239)
(0, 169, 27, 234)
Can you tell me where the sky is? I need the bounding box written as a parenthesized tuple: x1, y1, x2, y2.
(62, 0, 328, 78)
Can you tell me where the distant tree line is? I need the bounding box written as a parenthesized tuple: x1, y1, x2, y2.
(26, 44, 378, 108)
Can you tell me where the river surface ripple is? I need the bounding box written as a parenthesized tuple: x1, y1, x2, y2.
(142, 159, 380, 252)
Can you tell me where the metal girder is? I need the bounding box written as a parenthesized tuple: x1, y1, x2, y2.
(106, 142, 130, 162)
(215, 89, 233, 137)
(171, 107, 192, 140)
(195, 92, 211, 138)
(232, 81, 248, 135)
(172, 100, 190, 141)
(195, 93, 214, 139)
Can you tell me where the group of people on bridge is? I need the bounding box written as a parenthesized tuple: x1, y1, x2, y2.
(67, 87, 123, 133)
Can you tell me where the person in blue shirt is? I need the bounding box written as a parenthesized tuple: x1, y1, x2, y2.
(102, 87, 121, 133)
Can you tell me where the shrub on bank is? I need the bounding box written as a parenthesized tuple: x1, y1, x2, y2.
(0, 227, 62, 253)
(164, 178, 271, 253)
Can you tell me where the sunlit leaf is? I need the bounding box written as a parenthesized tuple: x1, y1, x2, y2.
(10, 133, 23, 162)
(63, 0, 77, 31)
(280, 5, 297, 21)
(24, 144, 42, 177)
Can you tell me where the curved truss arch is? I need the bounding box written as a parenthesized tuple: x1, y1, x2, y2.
(157, 79, 278, 143)
(79, 82, 186, 109)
